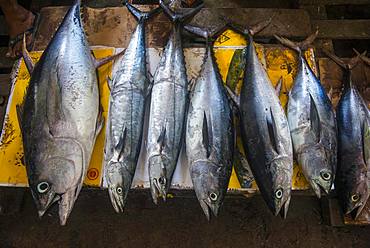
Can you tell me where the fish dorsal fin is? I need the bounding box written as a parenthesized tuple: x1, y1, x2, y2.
(362, 119, 370, 166)
(309, 93, 321, 143)
(114, 126, 127, 161)
(202, 111, 213, 158)
(266, 107, 280, 154)
(157, 124, 167, 154)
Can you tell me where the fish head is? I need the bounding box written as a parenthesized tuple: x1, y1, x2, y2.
(148, 155, 170, 204)
(27, 137, 84, 218)
(105, 160, 132, 213)
(269, 156, 292, 218)
(298, 149, 334, 198)
(190, 160, 228, 220)
(342, 168, 369, 220)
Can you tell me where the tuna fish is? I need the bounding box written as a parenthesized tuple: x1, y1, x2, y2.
(275, 32, 337, 198)
(226, 20, 293, 218)
(325, 50, 369, 219)
(103, 3, 160, 213)
(146, 0, 203, 204)
(184, 26, 234, 220)
(19, 0, 120, 225)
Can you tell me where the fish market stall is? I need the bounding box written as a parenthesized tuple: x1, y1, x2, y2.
(0, 1, 369, 226)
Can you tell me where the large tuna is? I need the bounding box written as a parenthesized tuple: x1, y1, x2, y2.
(185, 26, 234, 220)
(275, 32, 337, 198)
(227, 20, 293, 218)
(19, 0, 119, 225)
(325, 50, 369, 219)
(146, 0, 202, 204)
(104, 2, 160, 213)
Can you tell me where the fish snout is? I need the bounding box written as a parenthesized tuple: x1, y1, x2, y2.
(108, 186, 125, 213)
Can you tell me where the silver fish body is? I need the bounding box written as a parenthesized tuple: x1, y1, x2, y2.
(336, 72, 369, 219)
(240, 36, 293, 217)
(146, 23, 188, 203)
(287, 56, 337, 198)
(186, 47, 234, 220)
(104, 4, 155, 213)
(20, 1, 100, 225)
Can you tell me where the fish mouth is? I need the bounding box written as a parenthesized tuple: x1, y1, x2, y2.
(346, 202, 366, 220)
(274, 195, 291, 219)
(309, 179, 331, 199)
(199, 199, 219, 221)
(151, 178, 167, 205)
(108, 188, 125, 213)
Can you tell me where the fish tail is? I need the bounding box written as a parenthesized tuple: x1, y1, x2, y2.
(274, 30, 318, 54)
(125, 1, 162, 22)
(159, 0, 203, 23)
(323, 49, 364, 89)
(184, 22, 228, 40)
(223, 16, 272, 38)
(353, 48, 370, 66)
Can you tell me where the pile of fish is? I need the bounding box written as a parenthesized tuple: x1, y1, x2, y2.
(17, 0, 369, 225)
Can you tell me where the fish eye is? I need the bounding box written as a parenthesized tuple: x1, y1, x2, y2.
(116, 187, 123, 195)
(275, 188, 283, 199)
(158, 177, 166, 185)
(320, 171, 331, 181)
(37, 182, 50, 194)
(209, 192, 218, 201)
(351, 194, 360, 202)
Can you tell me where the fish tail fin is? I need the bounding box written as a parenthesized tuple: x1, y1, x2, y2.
(323, 49, 364, 89)
(223, 16, 272, 37)
(159, 0, 203, 23)
(124, 1, 162, 22)
(184, 21, 229, 43)
(274, 29, 318, 54)
(353, 48, 370, 66)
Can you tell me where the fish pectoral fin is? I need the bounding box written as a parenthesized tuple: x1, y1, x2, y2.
(92, 49, 125, 69)
(309, 93, 321, 143)
(107, 76, 113, 92)
(266, 107, 280, 154)
(202, 111, 213, 158)
(22, 34, 34, 74)
(46, 68, 65, 134)
(362, 120, 370, 166)
(95, 109, 104, 138)
(225, 85, 240, 109)
(114, 126, 127, 161)
(275, 77, 283, 97)
(157, 124, 167, 154)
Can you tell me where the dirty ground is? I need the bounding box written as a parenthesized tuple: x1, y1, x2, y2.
(0, 190, 369, 248)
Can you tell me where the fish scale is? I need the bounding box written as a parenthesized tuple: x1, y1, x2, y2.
(146, 0, 203, 204)
(185, 26, 234, 219)
(104, 3, 159, 213)
(19, 0, 102, 225)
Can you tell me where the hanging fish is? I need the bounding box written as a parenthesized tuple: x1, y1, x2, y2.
(227, 20, 293, 218)
(184, 25, 234, 220)
(325, 50, 369, 219)
(104, 2, 161, 213)
(19, 0, 121, 225)
(146, 0, 203, 204)
(275, 32, 337, 199)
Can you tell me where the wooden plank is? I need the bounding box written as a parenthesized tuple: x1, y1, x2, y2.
(0, 16, 8, 35)
(313, 20, 370, 39)
(33, 6, 312, 50)
(300, 0, 370, 5)
(0, 48, 14, 69)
